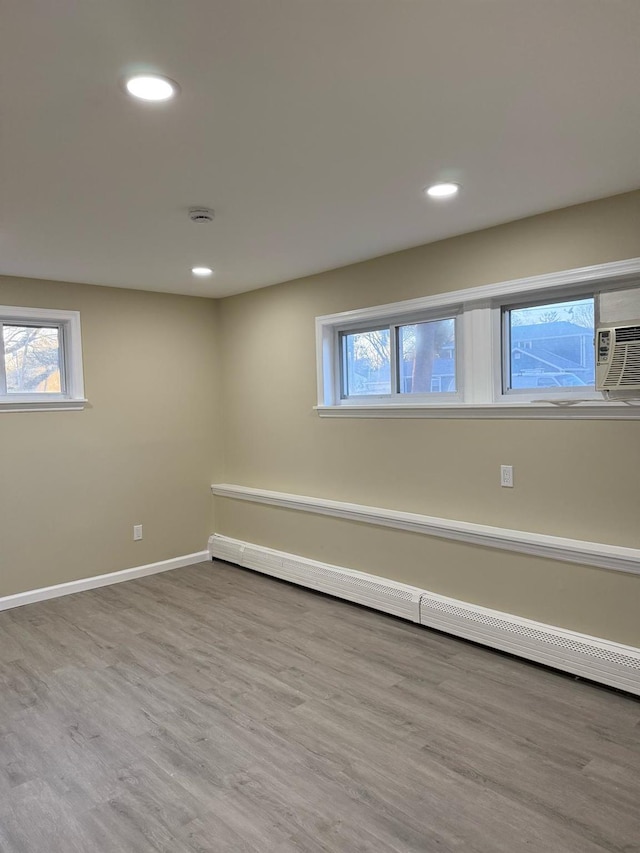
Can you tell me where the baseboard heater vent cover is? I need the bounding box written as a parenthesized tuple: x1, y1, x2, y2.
(208, 534, 422, 622)
(420, 592, 640, 695)
(208, 534, 640, 696)
(209, 536, 245, 566)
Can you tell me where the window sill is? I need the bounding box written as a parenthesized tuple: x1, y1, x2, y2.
(315, 401, 640, 419)
(0, 397, 88, 413)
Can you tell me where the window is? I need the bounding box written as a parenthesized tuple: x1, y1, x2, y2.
(0, 307, 85, 411)
(503, 296, 595, 394)
(3, 325, 63, 394)
(339, 316, 459, 401)
(315, 257, 640, 418)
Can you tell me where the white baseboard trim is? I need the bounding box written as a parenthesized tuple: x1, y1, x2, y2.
(209, 534, 640, 696)
(210, 483, 640, 577)
(0, 551, 209, 613)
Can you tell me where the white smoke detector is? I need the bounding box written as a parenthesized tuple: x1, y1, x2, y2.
(188, 207, 215, 223)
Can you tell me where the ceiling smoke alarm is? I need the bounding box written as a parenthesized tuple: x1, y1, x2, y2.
(188, 207, 215, 223)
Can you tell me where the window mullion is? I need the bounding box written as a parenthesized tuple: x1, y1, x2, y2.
(390, 326, 399, 394)
(336, 330, 346, 400)
(57, 323, 68, 395)
(502, 308, 511, 393)
(0, 323, 7, 395)
(461, 305, 494, 404)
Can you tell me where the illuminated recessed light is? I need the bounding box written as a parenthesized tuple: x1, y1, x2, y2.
(191, 267, 214, 277)
(425, 182, 460, 199)
(125, 74, 178, 101)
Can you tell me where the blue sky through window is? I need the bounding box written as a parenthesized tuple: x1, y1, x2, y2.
(508, 298, 594, 390)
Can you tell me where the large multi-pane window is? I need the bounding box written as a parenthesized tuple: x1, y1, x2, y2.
(503, 296, 595, 393)
(336, 299, 599, 405)
(316, 260, 640, 414)
(340, 316, 458, 399)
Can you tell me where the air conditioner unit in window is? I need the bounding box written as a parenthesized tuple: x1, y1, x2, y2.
(596, 324, 640, 393)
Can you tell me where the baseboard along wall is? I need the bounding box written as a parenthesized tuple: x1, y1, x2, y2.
(0, 551, 210, 612)
(208, 533, 640, 697)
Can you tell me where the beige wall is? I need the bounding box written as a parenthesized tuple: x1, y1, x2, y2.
(2, 192, 639, 644)
(217, 190, 640, 645)
(0, 276, 221, 597)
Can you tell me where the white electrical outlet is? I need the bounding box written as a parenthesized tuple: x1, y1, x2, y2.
(500, 465, 514, 488)
(133, 524, 143, 541)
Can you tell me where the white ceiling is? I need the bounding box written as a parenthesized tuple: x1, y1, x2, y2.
(1, 0, 640, 298)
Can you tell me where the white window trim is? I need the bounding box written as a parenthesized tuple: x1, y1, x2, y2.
(315, 257, 640, 419)
(0, 306, 87, 412)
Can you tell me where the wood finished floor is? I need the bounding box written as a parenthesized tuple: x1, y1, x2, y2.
(0, 561, 638, 853)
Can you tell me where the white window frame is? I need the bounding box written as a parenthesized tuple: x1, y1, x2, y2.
(336, 310, 463, 406)
(494, 292, 601, 404)
(315, 257, 640, 419)
(0, 306, 86, 412)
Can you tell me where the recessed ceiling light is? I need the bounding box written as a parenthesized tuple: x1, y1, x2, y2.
(125, 74, 178, 101)
(425, 182, 460, 199)
(191, 267, 214, 277)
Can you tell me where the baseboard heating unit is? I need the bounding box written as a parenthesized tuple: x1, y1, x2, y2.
(209, 533, 422, 621)
(208, 534, 640, 696)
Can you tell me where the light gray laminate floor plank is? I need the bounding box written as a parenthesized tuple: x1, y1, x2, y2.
(0, 560, 638, 852)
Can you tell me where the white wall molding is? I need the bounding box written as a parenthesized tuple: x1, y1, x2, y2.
(211, 483, 640, 577)
(315, 257, 640, 329)
(209, 534, 640, 696)
(314, 401, 640, 420)
(0, 398, 88, 413)
(0, 550, 209, 612)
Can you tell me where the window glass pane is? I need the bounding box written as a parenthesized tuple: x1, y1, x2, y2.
(3, 325, 63, 393)
(398, 318, 456, 394)
(342, 328, 391, 396)
(507, 297, 594, 390)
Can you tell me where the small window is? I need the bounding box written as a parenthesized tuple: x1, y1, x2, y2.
(0, 306, 85, 411)
(2, 324, 64, 394)
(504, 296, 595, 393)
